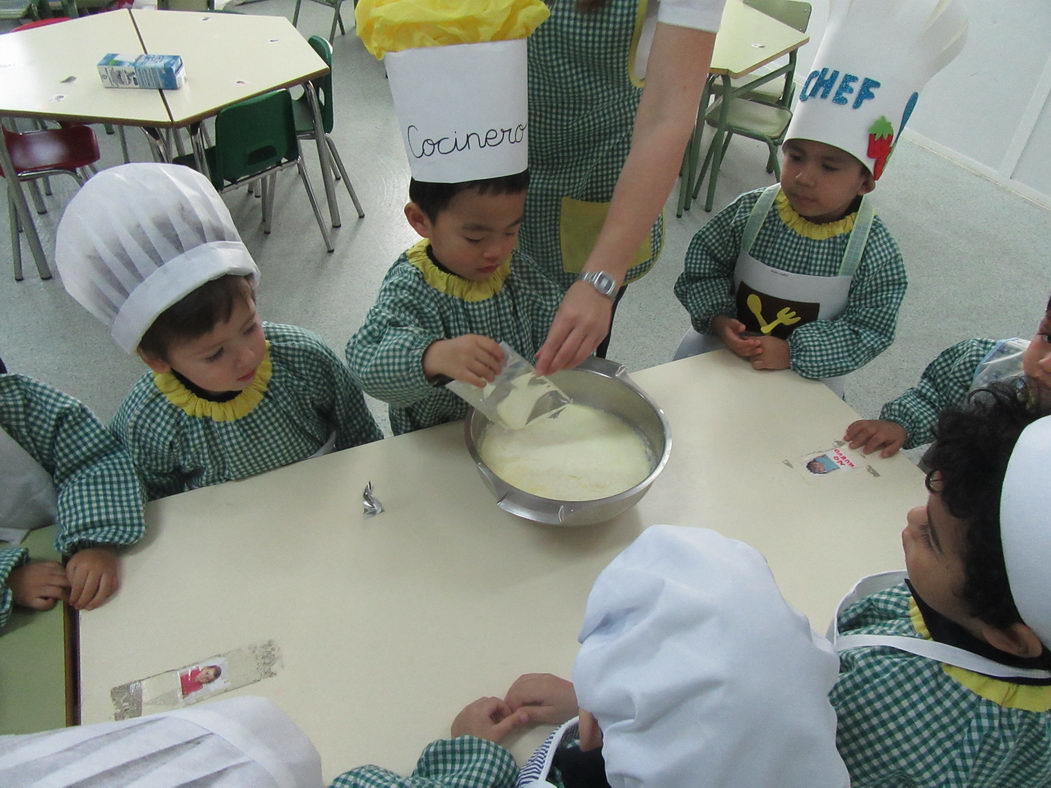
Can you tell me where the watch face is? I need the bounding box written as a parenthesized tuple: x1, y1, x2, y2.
(584, 271, 616, 297)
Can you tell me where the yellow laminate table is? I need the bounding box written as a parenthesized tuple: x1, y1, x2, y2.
(78, 352, 922, 779)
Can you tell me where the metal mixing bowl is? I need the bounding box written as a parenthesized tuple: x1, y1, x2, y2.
(464, 357, 672, 526)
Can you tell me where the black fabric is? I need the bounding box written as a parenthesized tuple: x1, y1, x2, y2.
(554, 743, 611, 788)
(0, 356, 6, 374)
(594, 285, 627, 359)
(907, 579, 1051, 684)
(171, 370, 240, 403)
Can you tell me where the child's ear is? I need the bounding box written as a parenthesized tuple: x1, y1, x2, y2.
(858, 170, 876, 196)
(981, 622, 1046, 659)
(137, 349, 171, 375)
(404, 202, 433, 238)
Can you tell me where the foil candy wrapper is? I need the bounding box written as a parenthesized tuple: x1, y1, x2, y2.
(363, 481, 384, 517)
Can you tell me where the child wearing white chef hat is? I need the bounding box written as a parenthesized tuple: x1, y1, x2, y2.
(830, 382, 1051, 784)
(345, 0, 564, 435)
(675, 0, 967, 396)
(331, 525, 849, 787)
(55, 163, 381, 501)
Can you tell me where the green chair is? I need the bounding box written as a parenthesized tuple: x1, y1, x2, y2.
(293, 34, 363, 218)
(292, 0, 349, 45)
(174, 89, 333, 252)
(676, 0, 811, 215)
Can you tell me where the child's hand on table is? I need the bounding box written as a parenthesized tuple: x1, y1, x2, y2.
(423, 335, 505, 388)
(711, 316, 761, 359)
(504, 672, 578, 725)
(844, 419, 907, 457)
(451, 697, 529, 743)
(8, 561, 69, 611)
(750, 336, 790, 370)
(66, 546, 119, 611)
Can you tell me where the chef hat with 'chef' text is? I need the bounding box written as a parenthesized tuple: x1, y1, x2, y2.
(572, 525, 849, 788)
(785, 0, 968, 179)
(355, 0, 549, 183)
(55, 163, 258, 354)
(999, 415, 1051, 649)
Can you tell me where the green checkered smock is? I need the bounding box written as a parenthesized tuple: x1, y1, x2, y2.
(346, 241, 562, 435)
(675, 188, 907, 380)
(521, 0, 662, 290)
(831, 582, 1051, 786)
(0, 547, 29, 631)
(112, 322, 381, 500)
(330, 736, 517, 788)
(1, 374, 145, 556)
(880, 338, 1000, 450)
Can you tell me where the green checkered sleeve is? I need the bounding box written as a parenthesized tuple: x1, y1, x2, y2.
(880, 338, 998, 449)
(346, 261, 445, 410)
(673, 194, 751, 334)
(1, 375, 146, 555)
(831, 583, 1051, 786)
(329, 736, 517, 788)
(0, 547, 30, 632)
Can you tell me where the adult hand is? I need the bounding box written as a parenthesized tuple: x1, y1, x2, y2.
(711, 316, 761, 359)
(751, 336, 791, 370)
(8, 561, 69, 611)
(422, 335, 504, 388)
(66, 546, 119, 611)
(535, 283, 612, 376)
(451, 697, 529, 743)
(844, 419, 908, 457)
(504, 673, 578, 725)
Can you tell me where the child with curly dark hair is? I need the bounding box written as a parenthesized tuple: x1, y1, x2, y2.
(830, 382, 1051, 785)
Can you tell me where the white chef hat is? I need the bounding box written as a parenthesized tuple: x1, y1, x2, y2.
(55, 163, 259, 354)
(999, 415, 1051, 648)
(572, 525, 849, 788)
(785, 0, 968, 179)
(0, 697, 320, 786)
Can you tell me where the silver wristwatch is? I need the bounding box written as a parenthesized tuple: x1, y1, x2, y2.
(578, 270, 618, 300)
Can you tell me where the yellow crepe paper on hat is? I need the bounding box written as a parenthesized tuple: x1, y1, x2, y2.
(355, 0, 549, 59)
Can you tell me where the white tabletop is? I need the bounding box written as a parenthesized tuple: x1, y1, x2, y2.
(78, 352, 922, 780)
(130, 10, 327, 126)
(0, 10, 170, 125)
(711, 0, 810, 78)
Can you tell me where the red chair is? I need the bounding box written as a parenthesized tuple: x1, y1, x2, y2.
(10, 16, 70, 30)
(3, 124, 100, 280)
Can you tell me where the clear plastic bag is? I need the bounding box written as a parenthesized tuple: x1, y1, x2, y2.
(447, 342, 571, 430)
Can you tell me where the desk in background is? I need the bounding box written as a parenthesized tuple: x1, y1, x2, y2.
(79, 352, 923, 779)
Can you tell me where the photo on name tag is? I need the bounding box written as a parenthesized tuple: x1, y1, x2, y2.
(783, 442, 880, 482)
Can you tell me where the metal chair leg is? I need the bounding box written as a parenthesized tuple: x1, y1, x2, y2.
(9, 190, 23, 282)
(326, 136, 364, 218)
(27, 179, 47, 214)
(296, 160, 333, 252)
(292, 0, 301, 25)
(330, 0, 345, 42)
(117, 126, 130, 163)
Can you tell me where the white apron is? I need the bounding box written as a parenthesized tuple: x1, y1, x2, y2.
(831, 571, 1051, 680)
(0, 425, 57, 545)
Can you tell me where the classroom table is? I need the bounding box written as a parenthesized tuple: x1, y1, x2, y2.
(0, 10, 335, 280)
(78, 352, 924, 779)
(677, 0, 811, 214)
(0, 527, 74, 734)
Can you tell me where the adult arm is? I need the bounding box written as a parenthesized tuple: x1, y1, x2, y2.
(536, 21, 717, 373)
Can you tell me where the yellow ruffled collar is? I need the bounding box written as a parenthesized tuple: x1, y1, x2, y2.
(153, 343, 272, 422)
(908, 597, 1051, 712)
(405, 239, 511, 303)
(775, 191, 857, 240)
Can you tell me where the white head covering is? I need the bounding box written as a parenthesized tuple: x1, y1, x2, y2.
(385, 39, 529, 182)
(55, 163, 259, 354)
(572, 525, 849, 788)
(0, 697, 321, 787)
(785, 0, 968, 179)
(999, 415, 1051, 648)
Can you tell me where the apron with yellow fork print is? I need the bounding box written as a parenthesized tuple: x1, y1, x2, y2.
(733, 183, 874, 392)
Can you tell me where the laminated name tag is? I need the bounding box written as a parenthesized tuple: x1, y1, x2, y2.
(98, 53, 185, 90)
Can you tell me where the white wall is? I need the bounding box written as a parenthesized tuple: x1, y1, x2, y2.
(796, 0, 1051, 206)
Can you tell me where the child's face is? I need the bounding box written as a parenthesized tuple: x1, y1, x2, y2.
(1023, 308, 1051, 394)
(901, 480, 973, 630)
(405, 188, 526, 281)
(197, 666, 219, 684)
(780, 139, 875, 224)
(142, 291, 266, 396)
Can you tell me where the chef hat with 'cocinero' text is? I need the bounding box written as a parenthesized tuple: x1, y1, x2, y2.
(355, 0, 549, 183)
(55, 163, 258, 354)
(785, 0, 968, 179)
